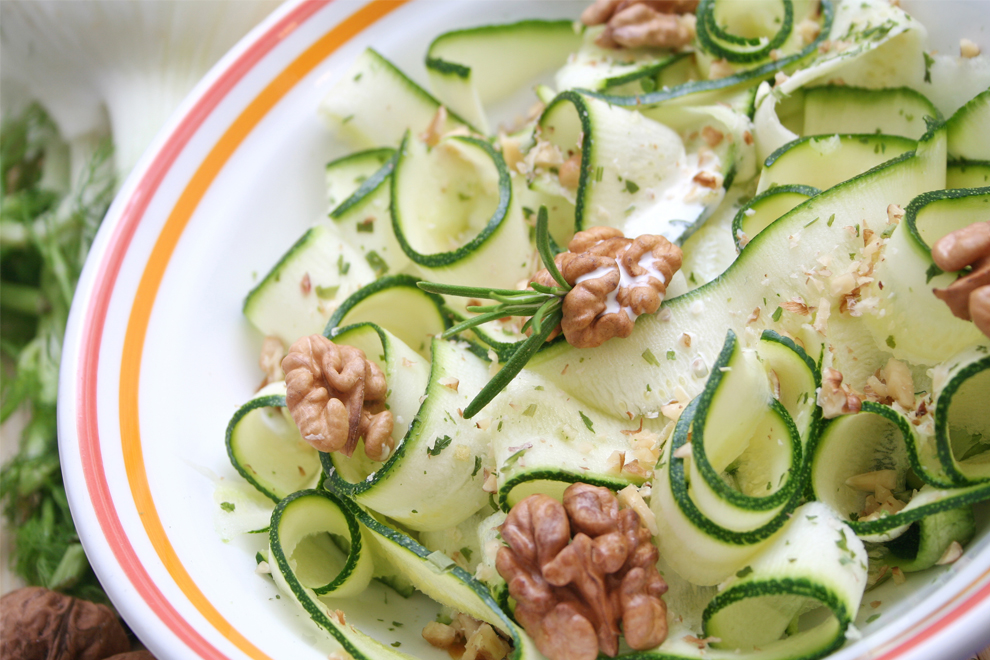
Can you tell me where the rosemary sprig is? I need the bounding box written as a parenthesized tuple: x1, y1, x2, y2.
(417, 206, 569, 418)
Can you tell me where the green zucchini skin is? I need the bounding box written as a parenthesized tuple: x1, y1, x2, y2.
(582, 1, 834, 109)
(324, 273, 450, 358)
(696, 0, 795, 64)
(732, 184, 820, 250)
(225, 384, 320, 503)
(391, 134, 512, 269)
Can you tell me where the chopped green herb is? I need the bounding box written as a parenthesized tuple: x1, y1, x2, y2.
(804, 217, 819, 228)
(255, 552, 265, 564)
(925, 263, 943, 284)
(827, 213, 836, 227)
(220, 501, 235, 513)
(772, 306, 783, 322)
(427, 435, 453, 456)
(923, 52, 934, 83)
(666, 350, 676, 360)
(624, 179, 640, 193)
(337, 254, 350, 275)
(365, 250, 389, 277)
(315, 284, 340, 299)
(866, 614, 881, 624)
(522, 404, 538, 417)
(885, 335, 896, 348)
(736, 566, 753, 578)
(471, 456, 482, 477)
(459, 547, 473, 561)
(642, 348, 660, 367)
(356, 218, 374, 233)
(579, 411, 595, 433)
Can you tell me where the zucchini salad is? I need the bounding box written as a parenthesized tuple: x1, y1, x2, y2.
(219, 1, 990, 658)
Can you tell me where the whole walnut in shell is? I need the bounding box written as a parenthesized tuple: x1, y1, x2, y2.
(281, 335, 394, 461)
(0, 587, 131, 660)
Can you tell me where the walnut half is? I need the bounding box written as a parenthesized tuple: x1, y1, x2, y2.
(932, 220, 990, 338)
(533, 227, 683, 348)
(495, 483, 668, 660)
(582, 0, 699, 49)
(281, 335, 394, 461)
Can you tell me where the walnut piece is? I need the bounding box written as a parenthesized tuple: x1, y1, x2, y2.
(582, 0, 699, 49)
(423, 615, 511, 660)
(932, 220, 990, 338)
(282, 335, 394, 461)
(496, 483, 668, 660)
(0, 587, 132, 660)
(258, 335, 285, 389)
(817, 367, 862, 419)
(533, 227, 683, 348)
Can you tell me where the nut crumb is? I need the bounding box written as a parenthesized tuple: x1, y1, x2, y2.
(960, 38, 981, 58)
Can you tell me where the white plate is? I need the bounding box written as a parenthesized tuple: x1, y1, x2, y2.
(58, 1, 990, 659)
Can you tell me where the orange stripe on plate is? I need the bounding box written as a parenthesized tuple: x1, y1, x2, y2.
(119, 2, 405, 657)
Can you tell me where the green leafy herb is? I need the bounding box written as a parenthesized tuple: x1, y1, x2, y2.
(356, 218, 374, 232)
(522, 404, 537, 417)
(772, 306, 783, 322)
(417, 207, 568, 418)
(220, 501, 235, 512)
(826, 213, 836, 227)
(471, 456, 482, 477)
(365, 250, 388, 277)
(886, 335, 896, 348)
(337, 254, 350, 276)
(1, 104, 115, 603)
(427, 435, 453, 456)
(925, 263, 943, 284)
(736, 566, 753, 578)
(923, 52, 934, 83)
(666, 350, 676, 360)
(641, 348, 660, 367)
(624, 179, 640, 193)
(579, 411, 595, 433)
(459, 547, 473, 561)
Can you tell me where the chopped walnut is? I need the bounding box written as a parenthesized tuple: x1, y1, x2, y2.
(960, 38, 981, 58)
(817, 367, 862, 419)
(559, 152, 583, 190)
(281, 334, 394, 460)
(420, 105, 448, 147)
(496, 484, 668, 660)
(532, 227, 683, 348)
(932, 220, 990, 338)
(423, 617, 511, 660)
(258, 335, 286, 388)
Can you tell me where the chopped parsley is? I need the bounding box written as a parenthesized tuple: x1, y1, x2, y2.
(579, 411, 595, 433)
(642, 348, 660, 367)
(427, 435, 453, 456)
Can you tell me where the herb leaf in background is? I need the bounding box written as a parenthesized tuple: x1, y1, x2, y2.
(1, 103, 114, 603)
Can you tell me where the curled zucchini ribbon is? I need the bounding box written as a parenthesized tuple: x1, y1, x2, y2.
(696, 0, 795, 63)
(651, 330, 812, 586)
